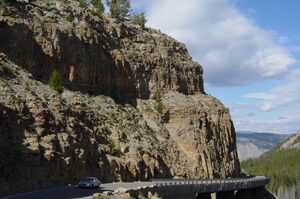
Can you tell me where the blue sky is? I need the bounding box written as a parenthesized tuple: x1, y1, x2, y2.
(131, 0, 300, 134)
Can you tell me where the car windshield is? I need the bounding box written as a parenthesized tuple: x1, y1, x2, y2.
(82, 178, 94, 182)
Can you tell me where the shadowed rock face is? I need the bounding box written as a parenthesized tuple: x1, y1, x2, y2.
(0, 54, 172, 196)
(0, 55, 239, 196)
(0, 1, 204, 100)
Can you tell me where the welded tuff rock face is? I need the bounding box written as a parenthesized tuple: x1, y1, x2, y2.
(0, 1, 203, 100)
(138, 92, 240, 179)
(0, 0, 240, 196)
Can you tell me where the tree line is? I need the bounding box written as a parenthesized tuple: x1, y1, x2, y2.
(82, 0, 147, 29)
(4, 0, 147, 29)
(242, 148, 300, 194)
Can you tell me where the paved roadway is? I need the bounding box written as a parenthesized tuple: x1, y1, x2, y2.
(0, 177, 267, 199)
(0, 182, 155, 199)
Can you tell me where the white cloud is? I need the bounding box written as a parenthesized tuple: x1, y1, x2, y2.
(238, 68, 300, 133)
(227, 101, 299, 134)
(245, 69, 300, 111)
(243, 93, 275, 100)
(131, 0, 300, 134)
(132, 0, 296, 86)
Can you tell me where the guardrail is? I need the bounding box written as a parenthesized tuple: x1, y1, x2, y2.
(127, 176, 268, 198)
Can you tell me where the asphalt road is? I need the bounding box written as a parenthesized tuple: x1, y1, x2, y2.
(0, 182, 155, 199)
(0, 177, 267, 199)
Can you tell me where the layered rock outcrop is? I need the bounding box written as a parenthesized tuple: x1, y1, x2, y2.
(0, 0, 240, 196)
(0, 0, 203, 100)
(280, 130, 300, 149)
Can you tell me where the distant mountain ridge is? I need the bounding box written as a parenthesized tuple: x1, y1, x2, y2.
(236, 131, 289, 160)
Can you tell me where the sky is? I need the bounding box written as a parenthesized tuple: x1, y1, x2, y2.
(131, 0, 300, 134)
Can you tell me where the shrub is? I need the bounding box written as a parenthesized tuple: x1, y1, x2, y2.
(48, 69, 63, 93)
(131, 12, 147, 29)
(66, 14, 74, 22)
(1, 64, 14, 76)
(106, 0, 130, 21)
(108, 138, 121, 156)
(111, 112, 117, 121)
(154, 92, 163, 114)
(79, 0, 88, 8)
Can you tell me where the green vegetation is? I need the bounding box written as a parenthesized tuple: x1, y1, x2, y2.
(0, 64, 14, 76)
(48, 69, 63, 93)
(131, 12, 147, 29)
(145, 106, 153, 113)
(78, 0, 104, 18)
(242, 148, 300, 194)
(154, 92, 163, 114)
(106, 0, 130, 21)
(91, 0, 105, 18)
(25, 81, 31, 91)
(108, 138, 121, 156)
(66, 14, 74, 22)
(111, 112, 117, 121)
(79, 0, 88, 8)
(92, 195, 111, 199)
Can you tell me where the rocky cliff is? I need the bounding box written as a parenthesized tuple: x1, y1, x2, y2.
(280, 130, 300, 149)
(0, 0, 240, 196)
(0, 0, 203, 100)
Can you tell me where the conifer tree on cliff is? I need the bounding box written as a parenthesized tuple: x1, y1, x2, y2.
(48, 69, 63, 93)
(131, 11, 147, 29)
(106, 0, 131, 21)
(91, 0, 105, 15)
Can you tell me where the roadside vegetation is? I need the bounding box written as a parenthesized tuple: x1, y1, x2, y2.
(242, 148, 300, 194)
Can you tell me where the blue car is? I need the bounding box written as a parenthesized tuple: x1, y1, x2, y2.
(78, 177, 101, 188)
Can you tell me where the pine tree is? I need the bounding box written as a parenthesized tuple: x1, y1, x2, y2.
(106, 0, 130, 21)
(91, 0, 105, 16)
(154, 92, 163, 114)
(131, 12, 147, 29)
(48, 69, 63, 93)
(79, 0, 88, 8)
